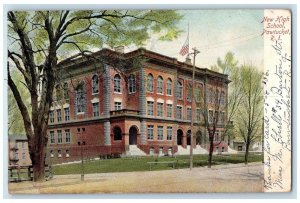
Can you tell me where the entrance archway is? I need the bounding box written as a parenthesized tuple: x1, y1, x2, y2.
(129, 126, 138, 145)
(187, 130, 191, 145)
(177, 129, 183, 145)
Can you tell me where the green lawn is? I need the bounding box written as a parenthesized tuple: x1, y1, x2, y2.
(52, 153, 263, 175)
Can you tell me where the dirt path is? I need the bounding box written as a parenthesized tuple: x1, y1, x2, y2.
(8, 162, 264, 194)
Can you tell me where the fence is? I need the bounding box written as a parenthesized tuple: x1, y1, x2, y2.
(8, 165, 53, 182)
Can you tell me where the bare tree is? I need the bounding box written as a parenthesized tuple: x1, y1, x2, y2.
(236, 65, 263, 164)
(7, 10, 182, 181)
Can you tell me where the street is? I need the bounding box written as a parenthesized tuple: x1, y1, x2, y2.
(8, 162, 264, 194)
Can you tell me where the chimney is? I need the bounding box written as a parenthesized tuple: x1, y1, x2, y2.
(185, 57, 192, 64)
(114, 46, 125, 54)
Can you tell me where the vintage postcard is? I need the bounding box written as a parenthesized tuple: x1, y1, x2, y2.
(6, 8, 291, 194)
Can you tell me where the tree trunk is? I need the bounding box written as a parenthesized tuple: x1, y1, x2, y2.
(208, 137, 214, 168)
(28, 127, 48, 182)
(244, 137, 250, 165)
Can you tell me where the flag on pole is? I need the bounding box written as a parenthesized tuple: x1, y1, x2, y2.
(179, 24, 189, 56)
(179, 37, 189, 56)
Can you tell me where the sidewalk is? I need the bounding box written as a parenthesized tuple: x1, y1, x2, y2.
(8, 162, 264, 194)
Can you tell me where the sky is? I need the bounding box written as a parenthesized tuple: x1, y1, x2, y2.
(130, 10, 264, 70)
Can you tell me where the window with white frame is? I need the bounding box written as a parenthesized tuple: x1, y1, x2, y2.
(157, 76, 163, 94)
(147, 101, 154, 116)
(63, 82, 69, 100)
(166, 104, 172, 117)
(209, 110, 214, 123)
(65, 129, 70, 143)
(50, 150, 54, 158)
(214, 130, 219, 141)
(58, 149, 62, 158)
(57, 130, 62, 144)
(220, 111, 225, 124)
(57, 109, 62, 122)
(167, 126, 172, 140)
(22, 152, 25, 160)
(66, 149, 70, 157)
(75, 83, 86, 113)
(93, 102, 99, 117)
(186, 83, 192, 101)
(214, 111, 219, 123)
(92, 75, 99, 94)
(114, 102, 122, 110)
(221, 91, 225, 105)
(176, 106, 182, 119)
(114, 74, 121, 93)
(196, 108, 201, 122)
(50, 131, 55, 144)
(157, 102, 163, 117)
(128, 74, 136, 93)
(64, 108, 70, 121)
(187, 107, 192, 120)
(147, 74, 154, 92)
(147, 125, 154, 140)
(157, 126, 163, 140)
(49, 111, 54, 123)
(166, 78, 172, 95)
(177, 81, 183, 99)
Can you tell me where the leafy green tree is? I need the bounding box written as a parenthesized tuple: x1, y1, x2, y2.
(7, 10, 182, 181)
(236, 65, 263, 164)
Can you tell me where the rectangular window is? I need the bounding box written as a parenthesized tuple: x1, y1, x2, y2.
(215, 111, 219, 123)
(186, 84, 192, 101)
(64, 108, 70, 121)
(166, 104, 172, 117)
(157, 126, 163, 140)
(65, 129, 71, 143)
(57, 109, 62, 123)
(214, 131, 219, 141)
(196, 108, 201, 122)
(187, 107, 192, 120)
(147, 125, 154, 140)
(58, 150, 62, 158)
(167, 126, 172, 140)
(93, 102, 99, 117)
(220, 112, 225, 124)
(114, 102, 122, 110)
(66, 150, 70, 158)
(147, 101, 154, 116)
(22, 152, 25, 160)
(209, 110, 214, 123)
(50, 150, 54, 158)
(157, 102, 163, 117)
(128, 75, 136, 93)
(57, 130, 62, 144)
(176, 106, 182, 119)
(50, 131, 55, 144)
(22, 142, 25, 149)
(49, 111, 54, 123)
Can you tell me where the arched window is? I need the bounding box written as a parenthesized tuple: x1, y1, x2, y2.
(166, 78, 172, 95)
(113, 126, 122, 141)
(92, 75, 99, 94)
(128, 74, 136, 93)
(75, 82, 86, 113)
(177, 81, 183, 99)
(114, 74, 121, 93)
(186, 83, 192, 101)
(147, 73, 154, 92)
(63, 82, 69, 100)
(55, 84, 62, 101)
(157, 76, 163, 94)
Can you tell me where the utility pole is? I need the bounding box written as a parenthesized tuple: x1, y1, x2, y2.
(189, 47, 200, 170)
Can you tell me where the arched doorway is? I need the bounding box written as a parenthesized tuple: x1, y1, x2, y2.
(187, 130, 191, 145)
(113, 126, 122, 141)
(177, 129, 183, 145)
(129, 126, 138, 145)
